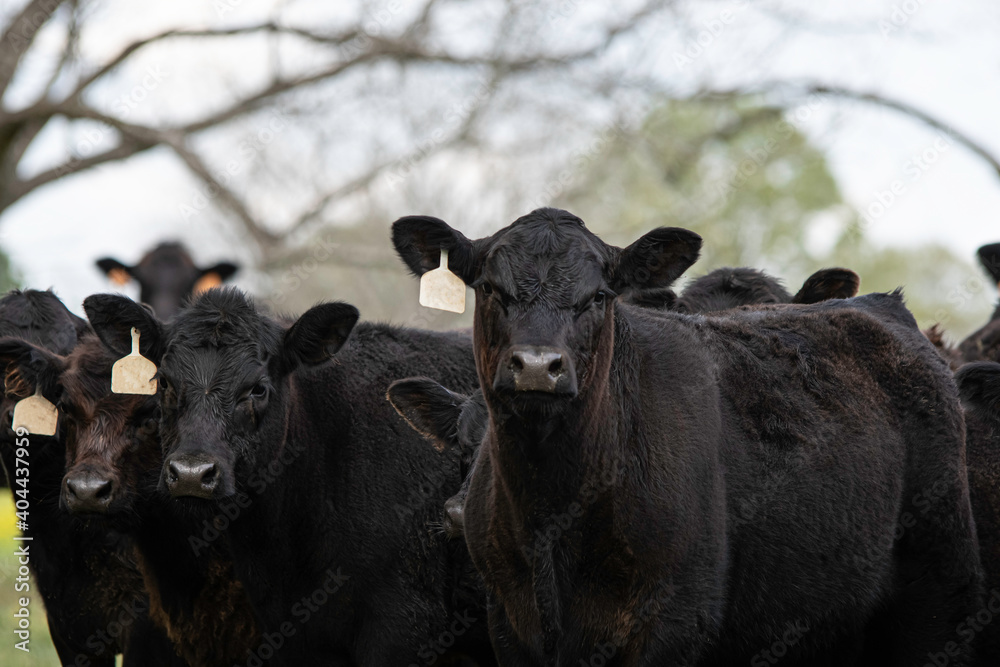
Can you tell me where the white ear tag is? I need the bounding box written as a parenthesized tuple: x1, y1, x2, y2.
(111, 327, 158, 395)
(12, 387, 58, 436)
(419, 249, 466, 314)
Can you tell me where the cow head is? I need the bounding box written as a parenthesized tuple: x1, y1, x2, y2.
(675, 267, 859, 313)
(0, 333, 159, 517)
(392, 207, 701, 418)
(387, 377, 489, 539)
(96, 242, 239, 319)
(84, 290, 358, 505)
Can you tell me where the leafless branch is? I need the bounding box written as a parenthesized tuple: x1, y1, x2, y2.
(0, 0, 67, 99)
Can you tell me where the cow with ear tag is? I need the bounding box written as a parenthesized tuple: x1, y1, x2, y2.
(391, 207, 981, 666)
(84, 288, 497, 666)
(0, 290, 183, 666)
(96, 242, 238, 319)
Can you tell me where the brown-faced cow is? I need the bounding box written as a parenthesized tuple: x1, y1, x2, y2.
(0, 290, 179, 666)
(391, 207, 982, 666)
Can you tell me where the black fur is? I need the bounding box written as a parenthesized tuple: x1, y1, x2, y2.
(86, 288, 496, 666)
(390, 208, 982, 666)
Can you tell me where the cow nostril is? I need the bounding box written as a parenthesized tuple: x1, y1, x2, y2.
(509, 355, 524, 373)
(166, 462, 181, 484)
(201, 464, 218, 489)
(548, 357, 563, 376)
(94, 480, 113, 501)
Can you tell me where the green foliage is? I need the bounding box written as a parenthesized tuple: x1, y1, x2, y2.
(559, 95, 993, 339)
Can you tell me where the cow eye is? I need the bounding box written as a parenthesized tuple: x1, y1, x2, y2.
(249, 382, 268, 399)
(481, 283, 494, 296)
(593, 291, 606, 306)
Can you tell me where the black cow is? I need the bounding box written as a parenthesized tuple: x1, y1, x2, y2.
(672, 266, 859, 312)
(97, 242, 238, 319)
(953, 243, 1000, 366)
(408, 266, 861, 540)
(83, 289, 496, 666)
(0, 290, 178, 666)
(3, 316, 259, 667)
(956, 362, 1000, 664)
(391, 207, 982, 666)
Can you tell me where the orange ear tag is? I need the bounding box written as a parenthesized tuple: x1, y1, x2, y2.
(109, 268, 131, 286)
(12, 387, 58, 436)
(111, 328, 158, 395)
(193, 272, 223, 295)
(419, 249, 466, 314)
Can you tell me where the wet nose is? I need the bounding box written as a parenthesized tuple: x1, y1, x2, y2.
(507, 346, 570, 393)
(443, 495, 465, 539)
(164, 456, 219, 499)
(63, 472, 115, 514)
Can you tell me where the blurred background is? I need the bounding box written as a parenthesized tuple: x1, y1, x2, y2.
(0, 0, 999, 661)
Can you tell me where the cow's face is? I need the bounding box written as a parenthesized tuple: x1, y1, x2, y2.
(84, 291, 358, 505)
(58, 337, 161, 517)
(392, 208, 701, 417)
(0, 335, 156, 517)
(97, 243, 238, 320)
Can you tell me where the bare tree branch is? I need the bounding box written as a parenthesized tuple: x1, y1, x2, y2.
(0, 0, 66, 100)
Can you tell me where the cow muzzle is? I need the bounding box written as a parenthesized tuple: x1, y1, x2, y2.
(164, 454, 221, 499)
(494, 345, 578, 396)
(62, 470, 116, 514)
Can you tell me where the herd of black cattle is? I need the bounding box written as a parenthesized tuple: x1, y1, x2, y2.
(2, 208, 1000, 667)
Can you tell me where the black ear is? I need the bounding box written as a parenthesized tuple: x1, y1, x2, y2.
(83, 294, 164, 362)
(281, 302, 359, 369)
(96, 257, 135, 286)
(611, 227, 702, 291)
(391, 215, 478, 284)
(977, 243, 1000, 284)
(201, 261, 239, 282)
(793, 268, 861, 304)
(387, 377, 469, 452)
(955, 362, 1000, 413)
(620, 287, 678, 310)
(0, 337, 66, 400)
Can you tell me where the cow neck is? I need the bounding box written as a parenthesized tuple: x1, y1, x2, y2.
(487, 308, 631, 518)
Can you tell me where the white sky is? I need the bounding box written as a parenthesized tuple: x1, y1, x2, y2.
(0, 0, 998, 316)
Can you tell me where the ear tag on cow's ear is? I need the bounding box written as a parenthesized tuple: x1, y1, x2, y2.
(419, 249, 466, 314)
(111, 328, 158, 395)
(12, 387, 58, 436)
(193, 272, 222, 295)
(109, 268, 131, 286)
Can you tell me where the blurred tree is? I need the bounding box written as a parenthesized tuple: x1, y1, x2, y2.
(0, 245, 17, 291)
(558, 95, 992, 338)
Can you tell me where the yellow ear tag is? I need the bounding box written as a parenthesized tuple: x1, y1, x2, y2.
(193, 272, 222, 295)
(111, 327, 158, 395)
(12, 387, 58, 436)
(109, 268, 131, 286)
(419, 249, 466, 314)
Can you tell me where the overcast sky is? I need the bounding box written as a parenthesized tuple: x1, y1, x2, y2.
(1, 0, 997, 315)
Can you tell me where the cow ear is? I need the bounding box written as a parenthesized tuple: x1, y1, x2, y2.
(96, 258, 134, 287)
(792, 268, 861, 304)
(0, 338, 66, 400)
(387, 377, 468, 452)
(955, 362, 1000, 413)
(611, 227, 702, 291)
(83, 295, 164, 363)
(977, 243, 1000, 284)
(391, 215, 478, 284)
(194, 262, 240, 295)
(281, 302, 359, 370)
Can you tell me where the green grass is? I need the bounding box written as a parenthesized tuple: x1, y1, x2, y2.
(0, 489, 122, 666)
